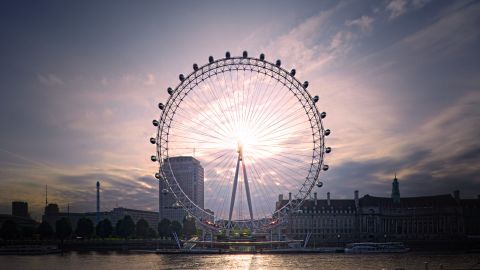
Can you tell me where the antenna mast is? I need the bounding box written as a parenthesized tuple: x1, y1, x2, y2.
(45, 184, 48, 206)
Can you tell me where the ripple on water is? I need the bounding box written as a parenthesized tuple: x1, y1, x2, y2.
(0, 252, 479, 270)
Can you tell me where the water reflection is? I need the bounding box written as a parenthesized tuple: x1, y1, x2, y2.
(0, 252, 479, 270)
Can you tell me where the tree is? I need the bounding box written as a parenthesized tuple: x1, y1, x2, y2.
(169, 220, 182, 237)
(96, 219, 113, 239)
(147, 227, 157, 239)
(182, 217, 197, 239)
(75, 217, 94, 239)
(0, 219, 19, 240)
(158, 218, 171, 239)
(20, 226, 35, 239)
(117, 215, 135, 239)
(55, 218, 72, 242)
(37, 221, 54, 239)
(135, 219, 150, 239)
(115, 219, 123, 238)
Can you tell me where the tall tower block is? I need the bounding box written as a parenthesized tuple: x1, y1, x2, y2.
(96, 181, 100, 223)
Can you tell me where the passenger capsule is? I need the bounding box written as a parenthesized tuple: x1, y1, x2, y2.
(259, 53, 265, 61)
(325, 147, 332, 153)
(151, 155, 157, 162)
(158, 103, 164, 110)
(152, 120, 159, 126)
(242, 51, 248, 58)
(150, 137, 156, 144)
(167, 87, 173, 95)
(303, 81, 309, 88)
(321, 112, 327, 119)
(324, 129, 331, 136)
(225, 51, 231, 58)
(162, 189, 169, 195)
(155, 173, 161, 179)
(313, 96, 319, 103)
(208, 56, 214, 63)
(179, 74, 185, 82)
(193, 63, 198, 71)
(275, 59, 281, 67)
(317, 181, 323, 188)
(290, 69, 296, 76)
(323, 164, 329, 171)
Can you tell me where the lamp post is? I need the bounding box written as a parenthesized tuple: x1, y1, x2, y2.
(384, 234, 387, 243)
(337, 234, 341, 247)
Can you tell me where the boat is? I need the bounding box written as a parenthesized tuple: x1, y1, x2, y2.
(344, 242, 410, 253)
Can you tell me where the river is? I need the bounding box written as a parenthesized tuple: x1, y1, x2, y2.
(1, 252, 479, 269)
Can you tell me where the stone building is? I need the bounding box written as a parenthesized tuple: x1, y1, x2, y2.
(276, 175, 479, 244)
(277, 192, 358, 244)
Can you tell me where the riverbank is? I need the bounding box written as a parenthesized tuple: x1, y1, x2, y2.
(1, 239, 479, 254)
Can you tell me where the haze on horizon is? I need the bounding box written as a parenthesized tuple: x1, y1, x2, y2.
(0, 0, 479, 220)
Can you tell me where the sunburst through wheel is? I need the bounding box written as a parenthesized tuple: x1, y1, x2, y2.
(150, 51, 331, 233)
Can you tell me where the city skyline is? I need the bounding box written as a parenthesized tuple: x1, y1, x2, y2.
(1, 0, 479, 219)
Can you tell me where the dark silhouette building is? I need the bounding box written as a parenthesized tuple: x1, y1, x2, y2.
(0, 202, 37, 234)
(42, 204, 159, 231)
(11, 201, 29, 218)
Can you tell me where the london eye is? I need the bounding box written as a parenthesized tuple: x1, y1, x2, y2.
(150, 51, 331, 233)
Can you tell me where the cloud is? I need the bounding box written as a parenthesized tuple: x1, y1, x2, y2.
(345, 15, 375, 32)
(386, 0, 407, 19)
(263, 4, 360, 76)
(37, 73, 64, 86)
(143, 73, 156, 86)
(2, 0, 479, 219)
(101, 77, 108, 86)
(325, 90, 480, 198)
(412, 0, 431, 9)
(401, 2, 480, 56)
(385, 0, 433, 20)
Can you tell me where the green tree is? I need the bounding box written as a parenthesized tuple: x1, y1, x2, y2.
(157, 218, 171, 239)
(96, 219, 113, 239)
(115, 219, 123, 237)
(20, 226, 35, 239)
(182, 217, 197, 239)
(169, 220, 182, 237)
(75, 217, 94, 239)
(117, 215, 135, 239)
(55, 218, 72, 249)
(135, 219, 150, 239)
(0, 219, 19, 240)
(37, 221, 54, 239)
(147, 227, 157, 239)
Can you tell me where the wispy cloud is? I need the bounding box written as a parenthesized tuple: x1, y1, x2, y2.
(1, 0, 479, 218)
(385, 0, 433, 20)
(143, 73, 157, 86)
(37, 73, 64, 86)
(345, 15, 375, 32)
(386, 0, 408, 19)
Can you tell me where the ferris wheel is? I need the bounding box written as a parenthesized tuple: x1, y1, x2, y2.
(150, 51, 331, 232)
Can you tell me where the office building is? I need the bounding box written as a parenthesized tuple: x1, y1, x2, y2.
(159, 156, 204, 223)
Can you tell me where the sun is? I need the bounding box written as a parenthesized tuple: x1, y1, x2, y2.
(234, 126, 258, 153)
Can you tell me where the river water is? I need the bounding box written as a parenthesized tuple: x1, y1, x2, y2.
(1, 252, 479, 269)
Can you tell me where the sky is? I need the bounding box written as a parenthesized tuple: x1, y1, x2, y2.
(0, 0, 479, 220)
